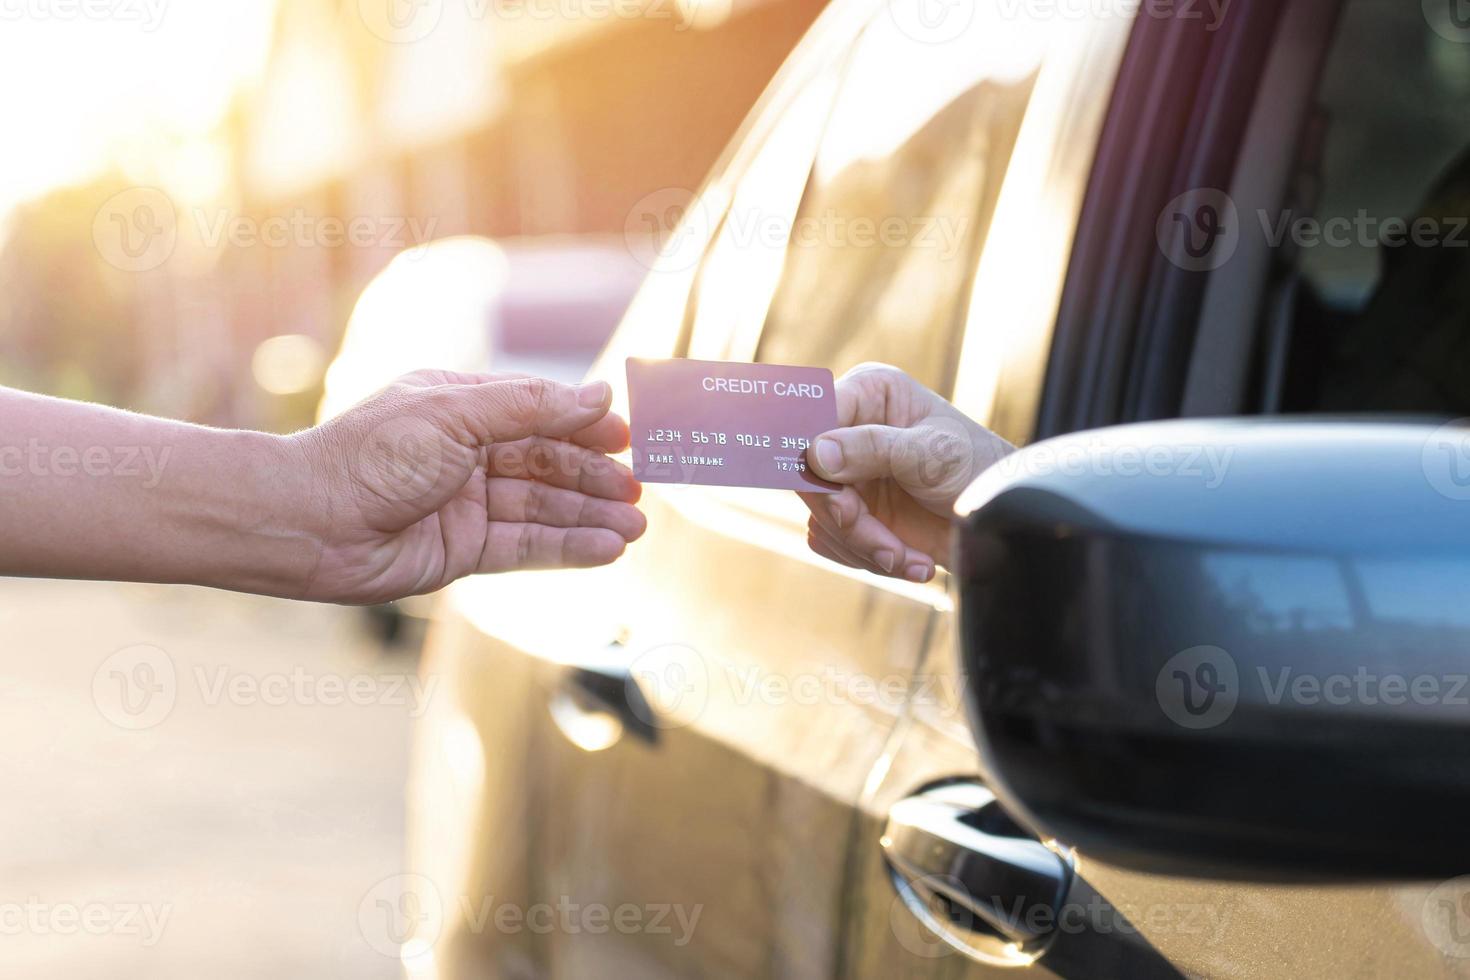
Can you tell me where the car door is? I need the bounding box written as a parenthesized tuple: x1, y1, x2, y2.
(522, 3, 1090, 977)
(846, 2, 1470, 979)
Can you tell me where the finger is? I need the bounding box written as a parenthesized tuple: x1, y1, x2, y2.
(808, 532, 859, 569)
(809, 518, 887, 572)
(396, 369, 525, 388)
(571, 411, 631, 453)
(437, 378, 613, 444)
(485, 479, 647, 542)
(487, 438, 641, 502)
(805, 490, 936, 583)
(799, 485, 866, 535)
(478, 524, 628, 573)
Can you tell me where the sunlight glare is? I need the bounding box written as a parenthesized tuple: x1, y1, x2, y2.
(0, 0, 278, 224)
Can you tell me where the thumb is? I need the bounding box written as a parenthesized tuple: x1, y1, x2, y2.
(810, 425, 908, 484)
(440, 378, 613, 444)
(811, 419, 980, 505)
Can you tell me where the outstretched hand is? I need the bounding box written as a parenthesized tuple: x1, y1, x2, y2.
(297, 370, 645, 604)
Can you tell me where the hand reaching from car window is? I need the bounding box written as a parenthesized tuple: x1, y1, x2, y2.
(800, 364, 1013, 582)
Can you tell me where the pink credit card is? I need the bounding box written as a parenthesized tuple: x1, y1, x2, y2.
(626, 358, 840, 492)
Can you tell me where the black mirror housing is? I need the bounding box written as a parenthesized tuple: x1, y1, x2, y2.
(954, 419, 1470, 881)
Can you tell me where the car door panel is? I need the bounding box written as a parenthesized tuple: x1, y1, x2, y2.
(534, 488, 945, 978)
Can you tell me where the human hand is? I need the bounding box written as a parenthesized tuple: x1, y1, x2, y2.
(800, 364, 1014, 583)
(294, 370, 644, 604)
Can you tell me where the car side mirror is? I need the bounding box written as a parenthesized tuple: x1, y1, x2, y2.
(954, 419, 1470, 880)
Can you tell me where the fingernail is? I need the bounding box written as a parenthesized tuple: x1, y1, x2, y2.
(874, 550, 896, 574)
(577, 381, 610, 409)
(815, 438, 843, 475)
(905, 563, 933, 584)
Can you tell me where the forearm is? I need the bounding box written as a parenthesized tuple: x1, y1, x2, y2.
(0, 387, 322, 598)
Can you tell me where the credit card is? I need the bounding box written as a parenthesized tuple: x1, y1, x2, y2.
(626, 357, 840, 492)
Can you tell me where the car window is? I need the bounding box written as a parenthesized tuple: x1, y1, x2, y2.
(756, 7, 1045, 395)
(1274, 0, 1470, 414)
(683, 2, 1050, 397)
(683, 64, 849, 362)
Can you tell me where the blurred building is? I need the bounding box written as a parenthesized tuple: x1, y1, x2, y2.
(0, 0, 825, 427)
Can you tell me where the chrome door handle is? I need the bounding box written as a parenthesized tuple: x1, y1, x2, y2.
(882, 782, 1073, 967)
(547, 642, 659, 749)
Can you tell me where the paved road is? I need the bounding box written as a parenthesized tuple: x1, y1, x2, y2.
(0, 579, 416, 979)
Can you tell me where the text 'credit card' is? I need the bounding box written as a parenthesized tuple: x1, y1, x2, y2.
(626, 358, 839, 492)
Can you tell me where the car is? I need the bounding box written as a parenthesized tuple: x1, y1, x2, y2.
(399, 0, 1470, 976)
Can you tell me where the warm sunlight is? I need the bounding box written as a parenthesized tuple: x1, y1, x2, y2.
(0, 0, 278, 228)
